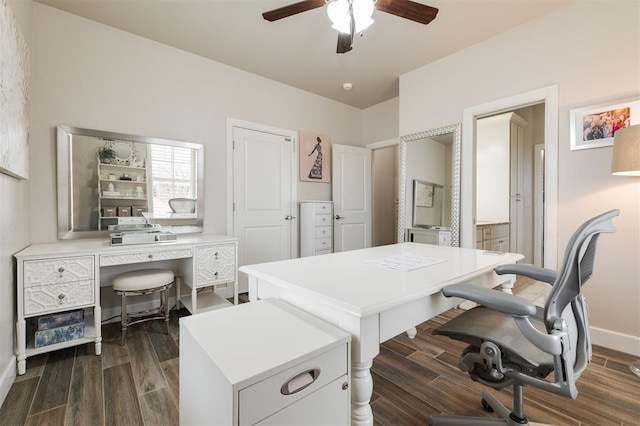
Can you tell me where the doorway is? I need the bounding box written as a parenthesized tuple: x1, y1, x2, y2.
(462, 85, 558, 269)
(226, 119, 298, 293)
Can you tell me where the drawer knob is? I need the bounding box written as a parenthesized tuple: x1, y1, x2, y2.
(214, 271, 219, 279)
(58, 294, 66, 304)
(342, 382, 349, 390)
(57, 267, 65, 276)
(148, 254, 153, 259)
(214, 252, 219, 259)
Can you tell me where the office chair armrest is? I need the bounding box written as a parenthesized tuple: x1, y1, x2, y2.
(442, 284, 537, 316)
(494, 264, 557, 284)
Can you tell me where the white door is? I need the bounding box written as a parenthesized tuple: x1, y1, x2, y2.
(232, 126, 296, 292)
(332, 144, 372, 252)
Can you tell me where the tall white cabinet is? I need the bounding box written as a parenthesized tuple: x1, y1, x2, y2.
(476, 112, 528, 255)
(299, 201, 333, 257)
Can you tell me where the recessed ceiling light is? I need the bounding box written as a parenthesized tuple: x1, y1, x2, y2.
(342, 82, 353, 91)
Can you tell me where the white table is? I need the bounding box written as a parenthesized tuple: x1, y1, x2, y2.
(240, 243, 523, 426)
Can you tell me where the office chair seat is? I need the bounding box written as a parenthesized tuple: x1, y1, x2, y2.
(434, 306, 553, 375)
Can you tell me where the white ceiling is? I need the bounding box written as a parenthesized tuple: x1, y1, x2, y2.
(34, 0, 572, 109)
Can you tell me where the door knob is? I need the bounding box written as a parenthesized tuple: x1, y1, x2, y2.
(285, 215, 296, 220)
(334, 215, 344, 220)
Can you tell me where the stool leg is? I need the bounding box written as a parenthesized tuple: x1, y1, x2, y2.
(162, 286, 170, 336)
(120, 293, 127, 346)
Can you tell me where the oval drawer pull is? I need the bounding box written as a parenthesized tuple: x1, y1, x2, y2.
(280, 368, 320, 395)
(148, 254, 153, 259)
(58, 294, 66, 304)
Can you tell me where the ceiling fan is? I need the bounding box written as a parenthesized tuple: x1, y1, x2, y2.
(262, 0, 439, 54)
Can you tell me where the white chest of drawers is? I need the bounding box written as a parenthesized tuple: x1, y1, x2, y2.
(180, 298, 351, 425)
(407, 227, 452, 246)
(300, 201, 333, 257)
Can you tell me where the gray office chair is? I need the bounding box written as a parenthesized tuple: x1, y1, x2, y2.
(430, 209, 619, 426)
(168, 198, 196, 213)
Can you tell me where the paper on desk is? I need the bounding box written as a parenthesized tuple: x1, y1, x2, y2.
(364, 253, 447, 272)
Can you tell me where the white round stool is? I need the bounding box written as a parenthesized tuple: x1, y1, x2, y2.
(112, 268, 174, 346)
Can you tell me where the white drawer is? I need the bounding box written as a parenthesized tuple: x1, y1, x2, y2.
(491, 224, 509, 239)
(315, 249, 332, 256)
(315, 238, 332, 251)
(238, 344, 347, 425)
(313, 203, 332, 214)
(99, 247, 192, 266)
(23, 256, 94, 287)
(315, 214, 332, 226)
(24, 279, 94, 316)
(482, 227, 492, 241)
(315, 226, 331, 238)
(197, 243, 236, 286)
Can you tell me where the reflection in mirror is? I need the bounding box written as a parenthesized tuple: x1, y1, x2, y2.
(398, 123, 461, 246)
(412, 180, 444, 228)
(57, 126, 204, 239)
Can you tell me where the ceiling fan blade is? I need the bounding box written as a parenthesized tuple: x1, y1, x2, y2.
(375, 0, 439, 25)
(262, 0, 326, 22)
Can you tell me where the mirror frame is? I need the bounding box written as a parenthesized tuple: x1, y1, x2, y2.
(398, 123, 462, 246)
(57, 125, 205, 240)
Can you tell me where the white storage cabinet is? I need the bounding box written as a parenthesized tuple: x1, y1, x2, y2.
(299, 201, 333, 257)
(407, 228, 452, 246)
(180, 298, 351, 425)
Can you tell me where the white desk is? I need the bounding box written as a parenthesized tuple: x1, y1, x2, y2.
(14, 233, 237, 375)
(240, 243, 523, 426)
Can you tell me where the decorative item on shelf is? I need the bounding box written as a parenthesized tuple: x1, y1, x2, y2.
(108, 182, 115, 192)
(98, 146, 116, 164)
(120, 173, 132, 181)
(117, 206, 132, 217)
(34, 309, 85, 348)
(135, 186, 144, 198)
(108, 174, 117, 180)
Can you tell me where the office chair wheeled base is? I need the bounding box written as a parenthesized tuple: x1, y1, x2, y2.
(430, 390, 551, 426)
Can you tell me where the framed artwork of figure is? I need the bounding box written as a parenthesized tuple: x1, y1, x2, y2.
(300, 131, 331, 183)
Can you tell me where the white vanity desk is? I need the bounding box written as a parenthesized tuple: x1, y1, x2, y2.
(14, 233, 237, 375)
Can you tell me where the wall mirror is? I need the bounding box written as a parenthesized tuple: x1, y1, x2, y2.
(57, 125, 204, 240)
(398, 123, 461, 246)
(412, 180, 445, 228)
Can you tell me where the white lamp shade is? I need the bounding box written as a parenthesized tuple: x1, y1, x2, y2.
(611, 124, 640, 176)
(327, 0, 375, 34)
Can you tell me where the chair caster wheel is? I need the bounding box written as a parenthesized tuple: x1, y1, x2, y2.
(481, 398, 494, 413)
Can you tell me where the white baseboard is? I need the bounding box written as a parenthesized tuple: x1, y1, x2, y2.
(590, 325, 640, 357)
(0, 356, 16, 409)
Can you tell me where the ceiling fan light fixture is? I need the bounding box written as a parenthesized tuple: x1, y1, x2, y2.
(327, 0, 375, 34)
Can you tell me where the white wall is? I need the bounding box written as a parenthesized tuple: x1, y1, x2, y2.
(362, 97, 399, 143)
(30, 3, 364, 243)
(1, 0, 32, 405)
(400, 0, 640, 353)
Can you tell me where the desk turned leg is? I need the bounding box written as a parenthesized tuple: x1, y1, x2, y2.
(499, 275, 516, 294)
(94, 305, 102, 355)
(406, 327, 417, 339)
(16, 319, 26, 375)
(351, 360, 374, 426)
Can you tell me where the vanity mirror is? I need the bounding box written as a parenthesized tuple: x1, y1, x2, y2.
(398, 123, 461, 246)
(57, 125, 204, 240)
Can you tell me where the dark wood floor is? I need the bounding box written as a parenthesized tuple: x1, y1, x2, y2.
(2, 281, 639, 426)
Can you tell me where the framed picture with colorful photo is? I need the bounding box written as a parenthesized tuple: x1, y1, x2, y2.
(299, 131, 331, 182)
(570, 98, 640, 151)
